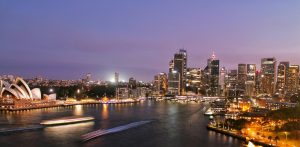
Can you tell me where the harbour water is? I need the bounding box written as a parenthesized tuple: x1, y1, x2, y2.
(0, 100, 243, 147)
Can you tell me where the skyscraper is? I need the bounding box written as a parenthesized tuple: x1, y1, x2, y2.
(205, 52, 220, 96)
(287, 65, 299, 94)
(276, 62, 289, 96)
(219, 67, 226, 96)
(168, 49, 187, 95)
(245, 64, 256, 97)
(237, 64, 247, 93)
(225, 69, 238, 97)
(114, 72, 119, 84)
(261, 58, 277, 95)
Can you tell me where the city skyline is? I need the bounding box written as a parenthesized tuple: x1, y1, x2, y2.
(1, 0, 300, 81)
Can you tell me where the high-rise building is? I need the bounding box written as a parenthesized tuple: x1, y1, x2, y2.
(168, 70, 180, 95)
(204, 52, 220, 96)
(261, 58, 277, 95)
(225, 70, 238, 97)
(276, 62, 289, 96)
(287, 65, 299, 94)
(168, 49, 187, 95)
(245, 64, 256, 97)
(114, 72, 119, 84)
(153, 73, 168, 96)
(219, 67, 226, 96)
(186, 68, 202, 94)
(237, 64, 247, 93)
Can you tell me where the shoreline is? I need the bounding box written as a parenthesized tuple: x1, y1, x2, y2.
(0, 100, 141, 112)
(207, 125, 275, 147)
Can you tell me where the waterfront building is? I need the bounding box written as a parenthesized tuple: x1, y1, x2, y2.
(260, 58, 277, 95)
(186, 68, 202, 94)
(168, 70, 180, 95)
(116, 87, 129, 99)
(153, 73, 168, 96)
(168, 49, 187, 95)
(0, 77, 41, 100)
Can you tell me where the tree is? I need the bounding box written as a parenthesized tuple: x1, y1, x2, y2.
(268, 136, 272, 143)
(274, 136, 280, 145)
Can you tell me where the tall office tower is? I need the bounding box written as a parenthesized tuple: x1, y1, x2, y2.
(186, 68, 202, 94)
(225, 70, 238, 97)
(168, 49, 187, 95)
(114, 72, 119, 84)
(154, 73, 168, 96)
(261, 58, 277, 95)
(276, 62, 289, 96)
(219, 67, 227, 96)
(287, 65, 299, 94)
(237, 64, 247, 93)
(245, 64, 256, 97)
(168, 70, 180, 95)
(204, 52, 220, 96)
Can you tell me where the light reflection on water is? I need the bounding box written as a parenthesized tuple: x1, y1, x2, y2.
(0, 101, 243, 147)
(74, 105, 83, 116)
(102, 104, 109, 119)
(43, 122, 94, 140)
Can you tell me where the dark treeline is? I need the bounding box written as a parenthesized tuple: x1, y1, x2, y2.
(33, 85, 116, 99)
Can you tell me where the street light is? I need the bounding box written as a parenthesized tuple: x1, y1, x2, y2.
(284, 132, 288, 147)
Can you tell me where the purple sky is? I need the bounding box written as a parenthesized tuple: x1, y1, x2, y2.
(1, 0, 300, 81)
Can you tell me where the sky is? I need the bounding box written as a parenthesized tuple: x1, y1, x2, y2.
(1, 0, 300, 81)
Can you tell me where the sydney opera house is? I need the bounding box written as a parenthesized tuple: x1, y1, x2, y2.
(0, 77, 42, 100)
(0, 77, 56, 109)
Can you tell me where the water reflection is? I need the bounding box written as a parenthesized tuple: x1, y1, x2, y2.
(74, 105, 83, 116)
(102, 104, 109, 119)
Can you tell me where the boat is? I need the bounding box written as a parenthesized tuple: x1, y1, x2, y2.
(40, 116, 94, 126)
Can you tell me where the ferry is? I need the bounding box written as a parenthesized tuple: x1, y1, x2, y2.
(40, 116, 94, 126)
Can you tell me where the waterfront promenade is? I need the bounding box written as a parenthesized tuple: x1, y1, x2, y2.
(0, 99, 141, 112)
(207, 124, 296, 147)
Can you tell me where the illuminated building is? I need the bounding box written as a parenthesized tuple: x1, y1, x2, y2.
(0, 77, 42, 100)
(153, 73, 168, 96)
(168, 70, 180, 95)
(204, 52, 220, 96)
(168, 49, 187, 95)
(225, 70, 238, 97)
(276, 62, 289, 96)
(219, 67, 226, 96)
(245, 64, 256, 97)
(186, 68, 202, 94)
(286, 65, 299, 94)
(237, 64, 247, 94)
(261, 58, 276, 95)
